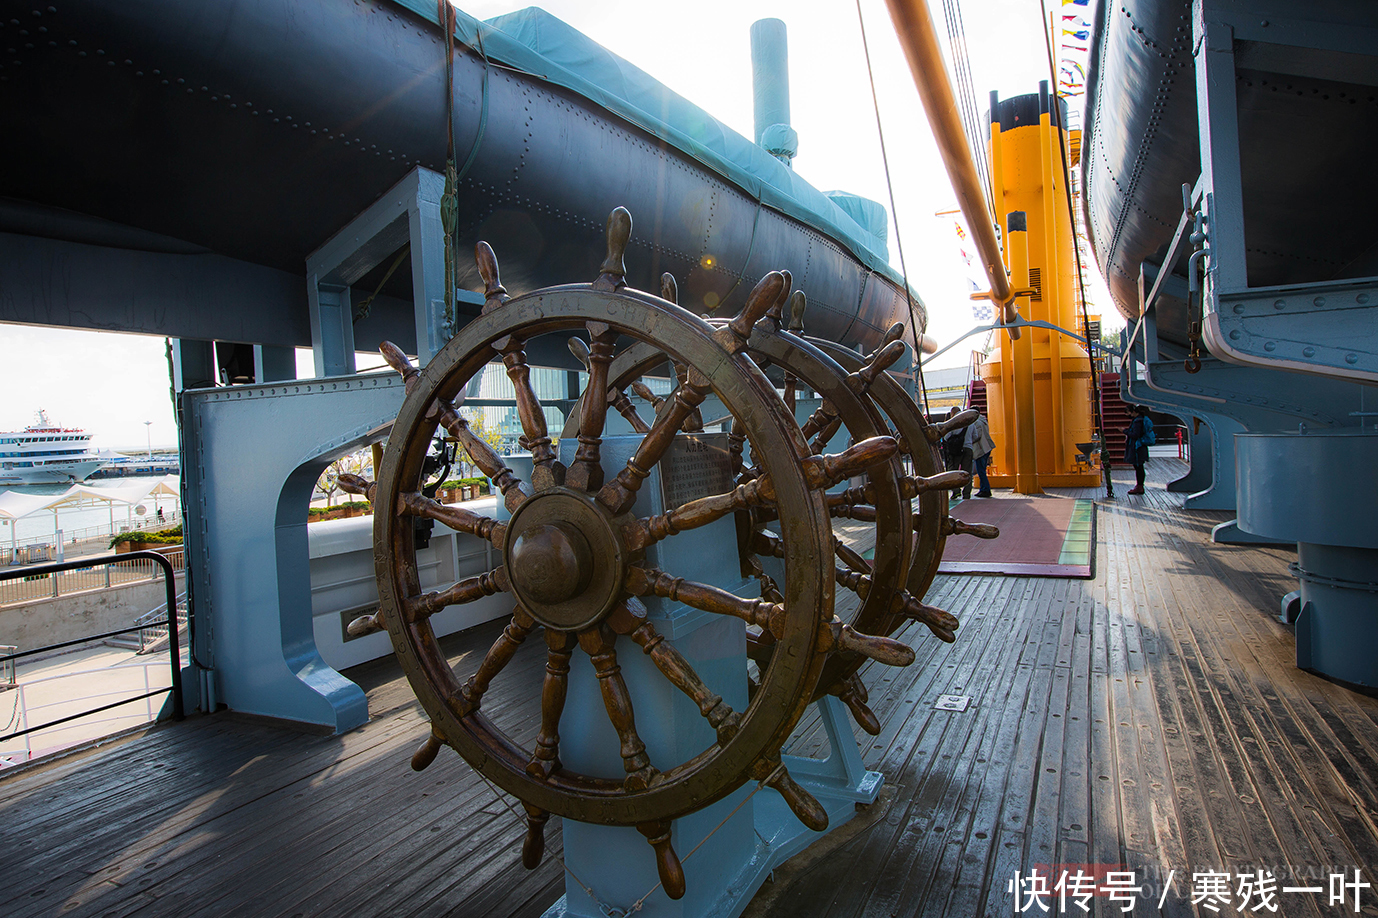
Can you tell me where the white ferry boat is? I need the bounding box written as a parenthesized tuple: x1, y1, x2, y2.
(0, 410, 107, 485)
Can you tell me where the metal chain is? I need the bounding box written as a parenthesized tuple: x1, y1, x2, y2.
(1185, 320, 1203, 373)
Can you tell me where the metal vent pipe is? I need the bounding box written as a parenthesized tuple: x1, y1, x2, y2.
(750, 18, 799, 167)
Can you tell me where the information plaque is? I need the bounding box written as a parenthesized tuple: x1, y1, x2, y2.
(659, 432, 734, 511)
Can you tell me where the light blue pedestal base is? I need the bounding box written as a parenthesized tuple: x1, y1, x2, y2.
(543, 696, 879, 918)
(541, 432, 882, 918)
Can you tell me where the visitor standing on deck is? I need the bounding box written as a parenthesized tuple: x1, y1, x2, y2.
(960, 408, 995, 499)
(941, 408, 965, 499)
(1125, 405, 1154, 495)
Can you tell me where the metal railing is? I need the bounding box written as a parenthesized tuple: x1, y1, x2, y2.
(1, 658, 173, 767)
(132, 590, 188, 653)
(0, 551, 184, 752)
(0, 548, 183, 607)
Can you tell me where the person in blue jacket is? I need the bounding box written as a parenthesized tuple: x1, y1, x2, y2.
(1124, 405, 1155, 495)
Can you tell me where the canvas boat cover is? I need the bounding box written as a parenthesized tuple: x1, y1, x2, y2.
(390, 3, 904, 291)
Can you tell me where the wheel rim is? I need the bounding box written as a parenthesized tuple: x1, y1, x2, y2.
(373, 285, 834, 826)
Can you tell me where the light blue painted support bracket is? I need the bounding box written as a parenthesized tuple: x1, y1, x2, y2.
(1166, 420, 1212, 494)
(539, 435, 879, 918)
(1177, 414, 1241, 513)
(1121, 347, 1289, 543)
(1120, 342, 1243, 512)
(308, 283, 356, 378)
(181, 373, 405, 731)
(775, 693, 882, 825)
(306, 166, 452, 372)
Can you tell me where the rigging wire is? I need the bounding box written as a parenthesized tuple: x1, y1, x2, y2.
(939, 0, 992, 202)
(1037, 0, 1115, 499)
(854, 0, 930, 416)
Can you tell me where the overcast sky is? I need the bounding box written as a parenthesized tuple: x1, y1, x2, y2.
(0, 0, 1116, 452)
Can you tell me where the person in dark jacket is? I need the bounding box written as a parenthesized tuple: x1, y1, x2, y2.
(959, 408, 996, 498)
(1124, 405, 1154, 495)
(941, 408, 965, 499)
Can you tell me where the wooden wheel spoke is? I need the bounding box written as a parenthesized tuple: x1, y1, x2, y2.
(660, 269, 704, 432)
(625, 567, 783, 638)
(845, 332, 907, 397)
(751, 530, 785, 560)
(834, 538, 872, 575)
(821, 616, 915, 666)
(801, 437, 897, 491)
(404, 568, 509, 623)
(786, 289, 807, 333)
(745, 555, 784, 605)
(829, 503, 876, 523)
(609, 387, 650, 434)
(637, 820, 686, 900)
(380, 340, 529, 512)
(673, 364, 704, 432)
(577, 625, 658, 791)
(569, 336, 649, 434)
(618, 606, 741, 745)
(752, 756, 828, 832)
(727, 418, 748, 477)
(521, 803, 550, 870)
(495, 334, 560, 489)
(829, 468, 968, 508)
(446, 412, 529, 512)
(942, 516, 1000, 539)
(831, 674, 881, 736)
(924, 407, 979, 443)
(798, 400, 838, 444)
(411, 724, 445, 771)
(345, 611, 385, 638)
(337, 473, 377, 502)
(528, 630, 575, 779)
(834, 567, 958, 642)
(457, 608, 537, 715)
(631, 380, 666, 414)
(624, 476, 775, 552)
(399, 491, 506, 544)
(809, 415, 844, 454)
(597, 370, 712, 514)
(566, 324, 619, 492)
(713, 271, 786, 353)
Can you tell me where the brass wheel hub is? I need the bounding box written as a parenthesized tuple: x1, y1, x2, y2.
(504, 488, 625, 631)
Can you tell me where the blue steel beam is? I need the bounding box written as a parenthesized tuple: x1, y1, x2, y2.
(181, 373, 406, 732)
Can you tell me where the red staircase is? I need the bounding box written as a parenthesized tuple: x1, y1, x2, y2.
(1099, 372, 1133, 467)
(964, 377, 987, 414)
(962, 372, 1135, 467)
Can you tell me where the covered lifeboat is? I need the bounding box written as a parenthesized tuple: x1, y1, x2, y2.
(0, 1, 923, 355)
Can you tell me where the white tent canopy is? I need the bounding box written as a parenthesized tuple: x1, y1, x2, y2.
(0, 476, 180, 557)
(0, 475, 180, 521)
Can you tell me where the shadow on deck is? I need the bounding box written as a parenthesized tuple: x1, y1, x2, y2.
(3, 461, 1377, 917)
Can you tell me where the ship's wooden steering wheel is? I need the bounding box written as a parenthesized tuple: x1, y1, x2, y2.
(341, 208, 915, 899)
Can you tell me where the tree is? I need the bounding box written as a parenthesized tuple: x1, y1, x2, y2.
(316, 447, 372, 507)
(453, 409, 504, 476)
